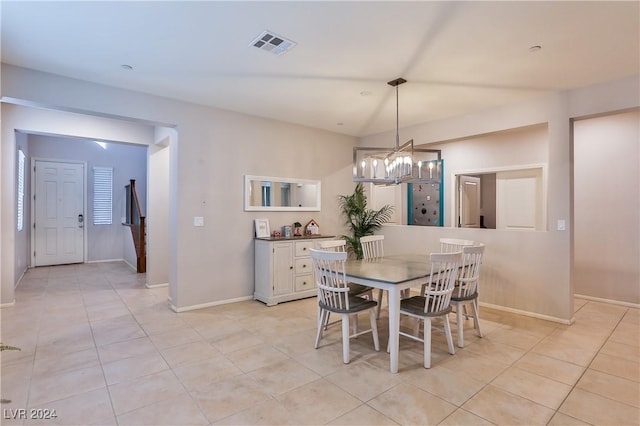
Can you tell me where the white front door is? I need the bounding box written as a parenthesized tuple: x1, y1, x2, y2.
(458, 175, 481, 228)
(34, 160, 85, 266)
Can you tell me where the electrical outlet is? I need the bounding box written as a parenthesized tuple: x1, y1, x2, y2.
(194, 216, 204, 227)
(557, 219, 566, 231)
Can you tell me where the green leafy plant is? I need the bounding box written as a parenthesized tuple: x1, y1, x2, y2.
(1, 343, 21, 404)
(338, 183, 394, 259)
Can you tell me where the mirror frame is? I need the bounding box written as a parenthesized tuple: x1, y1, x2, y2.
(244, 175, 321, 211)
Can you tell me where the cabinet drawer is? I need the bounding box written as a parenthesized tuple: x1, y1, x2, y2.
(295, 241, 313, 257)
(295, 274, 315, 292)
(295, 257, 312, 275)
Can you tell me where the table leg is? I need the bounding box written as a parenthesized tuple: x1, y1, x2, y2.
(388, 287, 400, 373)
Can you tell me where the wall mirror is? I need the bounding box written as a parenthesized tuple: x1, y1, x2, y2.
(244, 175, 321, 211)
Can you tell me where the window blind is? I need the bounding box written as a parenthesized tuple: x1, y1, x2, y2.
(17, 149, 25, 231)
(93, 166, 113, 225)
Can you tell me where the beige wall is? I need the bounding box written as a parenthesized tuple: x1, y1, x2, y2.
(427, 124, 548, 228)
(1, 64, 638, 319)
(573, 109, 639, 304)
(363, 119, 569, 322)
(146, 126, 174, 288)
(1, 102, 155, 305)
(360, 76, 639, 322)
(1, 64, 357, 310)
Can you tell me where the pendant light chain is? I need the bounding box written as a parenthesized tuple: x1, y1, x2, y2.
(395, 83, 400, 151)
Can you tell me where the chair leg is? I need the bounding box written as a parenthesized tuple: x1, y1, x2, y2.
(315, 309, 327, 349)
(323, 307, 332, 330)
(456, 303, 464, 348)
(324, 312, 331, 330)
(472, 299, 483, 338)
(462, 304, 469, 319)
(423, 318, 432, 368)
(341, 314, 351, 364)
(376, 289, 384, 319)
(444, 314, 456, 355)
(369, 309, 380, 351)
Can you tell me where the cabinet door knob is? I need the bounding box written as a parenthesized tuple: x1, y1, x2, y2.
(290, 266, 293, 270)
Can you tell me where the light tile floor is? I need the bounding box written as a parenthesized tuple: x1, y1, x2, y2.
(1, 261, 638, 425)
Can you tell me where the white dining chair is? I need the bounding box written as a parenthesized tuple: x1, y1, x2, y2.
(421, 238, 475, 296)
(319, 240, 373, 300)
(310, 249, 380, 364)
(450, 244, 485, 348)
(397, 251, 462, 368)
(359, 235, 387, 318)
(318, 239, 373, 331)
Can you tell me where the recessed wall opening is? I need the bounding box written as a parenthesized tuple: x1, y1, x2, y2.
(455, 166, 545, 231)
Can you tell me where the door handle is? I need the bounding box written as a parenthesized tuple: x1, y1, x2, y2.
(78, 214, 84, 228)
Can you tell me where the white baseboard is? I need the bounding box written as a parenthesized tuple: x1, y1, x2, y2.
(146, 282, 168, 289)
(479, 301, 574, 325)
(14, 268, 27, 289)
(85, 258, 125, 264)
(0, 300, 16, 308)
(121, 259, 137, 272)
(85, 258, 138, 272)
(170, 295, 254, 313)
(575, 294, 640, 309)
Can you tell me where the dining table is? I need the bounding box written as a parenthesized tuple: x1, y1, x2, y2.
(344, 254, 432, 373)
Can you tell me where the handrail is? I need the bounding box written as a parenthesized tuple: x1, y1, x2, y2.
(124, 179, 146, 273)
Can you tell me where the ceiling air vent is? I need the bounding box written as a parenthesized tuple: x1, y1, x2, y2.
(249, 30, 296, 56)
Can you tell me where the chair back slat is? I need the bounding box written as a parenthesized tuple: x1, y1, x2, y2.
(422, 252, 462, 313)
(454, 244, 485, 298)
(318, 239, 347, 252)
(440, 238, 475, 253)
(360, 235, 384, 260)
(311, 249, 350, 310)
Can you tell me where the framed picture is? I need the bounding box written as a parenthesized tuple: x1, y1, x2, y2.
(254, 218, 270, 238)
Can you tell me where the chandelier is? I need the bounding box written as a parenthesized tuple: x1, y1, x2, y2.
(353, 78, 442, 185)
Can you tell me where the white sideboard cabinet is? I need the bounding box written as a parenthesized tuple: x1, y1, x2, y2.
(254, 236, 334, 306)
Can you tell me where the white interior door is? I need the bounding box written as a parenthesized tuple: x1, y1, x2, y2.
(34, 160, 85, 266)
(458, 175, 481, 228)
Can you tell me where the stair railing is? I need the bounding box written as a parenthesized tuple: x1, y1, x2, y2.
(124, 179, 146, 273)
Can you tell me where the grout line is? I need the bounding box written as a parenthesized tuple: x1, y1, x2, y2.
(545, 300, 630, 425)
(7, 266, 638, 426)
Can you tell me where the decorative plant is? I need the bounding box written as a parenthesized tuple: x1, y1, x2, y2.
(1, 343, 21, 404)
(338, 183, 394, 259)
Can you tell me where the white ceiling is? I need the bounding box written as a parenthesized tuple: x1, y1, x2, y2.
(2, 1, 638, 137)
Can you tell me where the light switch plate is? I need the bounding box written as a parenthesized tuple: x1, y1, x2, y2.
(194, 216, 204, 227)
(557, 219, 566, 231)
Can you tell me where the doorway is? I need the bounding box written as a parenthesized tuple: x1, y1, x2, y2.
(457, 175, 481, 228)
